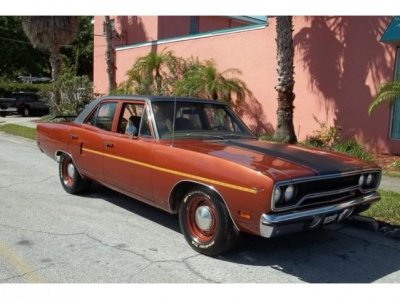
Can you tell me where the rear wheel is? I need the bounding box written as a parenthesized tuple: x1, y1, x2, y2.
(179, 187, 240, 256)
(23, 107, 30, 117)
(59, 154, 90, 194)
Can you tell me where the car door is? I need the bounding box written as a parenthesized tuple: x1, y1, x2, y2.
(102, 101, 156, 202)
(68, 100, 118, 183)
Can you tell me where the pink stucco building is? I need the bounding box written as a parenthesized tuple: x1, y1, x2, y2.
(93, 16, 400, 154)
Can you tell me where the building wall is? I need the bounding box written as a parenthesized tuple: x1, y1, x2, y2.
(93, 16, 400, 154)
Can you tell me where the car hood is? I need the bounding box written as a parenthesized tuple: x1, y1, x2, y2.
(174, 139, 378, 181)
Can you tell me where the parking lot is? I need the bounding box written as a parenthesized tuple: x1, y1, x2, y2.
(1, 132, 400, 283)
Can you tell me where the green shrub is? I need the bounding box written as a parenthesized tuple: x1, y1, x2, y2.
(332, 139, 373, 161)
(305, 116, 341, 150)
(48, 71, 93, 116)
(0, 80, 51, 97)
(259, 134, 277, 142)
(390, 160, 400, 170)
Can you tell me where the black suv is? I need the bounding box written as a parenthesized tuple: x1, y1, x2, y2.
(12, 92, 50, 117)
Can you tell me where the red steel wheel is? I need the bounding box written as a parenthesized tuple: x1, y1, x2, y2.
(59, 153, 91, 194)
(185, 194, 219, 244)
(61, 155, 75, 187)
(179, 187, 240, 256)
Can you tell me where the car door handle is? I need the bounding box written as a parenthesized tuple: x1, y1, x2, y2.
(69, 134, 79, 140)
(104, 141, 114, 148)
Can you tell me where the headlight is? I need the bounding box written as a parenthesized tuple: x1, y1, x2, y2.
(358, 174, 365, 187)
(273, 187, 282, 204)
(284, 185, 296, 202)
(366, 173, 374, 186)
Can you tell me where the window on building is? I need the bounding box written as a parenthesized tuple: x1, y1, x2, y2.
(390, 47, 400, 139)
(189, 16, 199, 34)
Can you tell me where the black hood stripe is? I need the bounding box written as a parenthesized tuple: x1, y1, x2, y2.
(227, 140, 361, 175)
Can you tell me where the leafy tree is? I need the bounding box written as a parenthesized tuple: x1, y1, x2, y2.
(368, 79, 400, 114)
(0, 16, 49, 79)
(173, 58, 248, 107)
(273, 16, 297, 143)
(61, 16, 94, 79)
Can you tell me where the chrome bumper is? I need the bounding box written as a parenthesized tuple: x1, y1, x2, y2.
(259, 192, 380, 238)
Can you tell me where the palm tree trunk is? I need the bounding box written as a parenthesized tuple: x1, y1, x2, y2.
(273, 16, 297, 144)
(104, 16, 116, 93)
(50, 44, 62, 107)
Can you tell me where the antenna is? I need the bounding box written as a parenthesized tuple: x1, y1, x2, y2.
(171, 97, 177, 147)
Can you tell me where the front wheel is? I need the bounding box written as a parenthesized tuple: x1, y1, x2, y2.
(59, 154, 91, 194)
(179, 187, 240, 256)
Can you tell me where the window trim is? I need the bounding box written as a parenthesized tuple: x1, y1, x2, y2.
(389, 46, 400, 140)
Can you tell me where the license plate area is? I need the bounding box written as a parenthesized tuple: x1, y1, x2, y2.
(323, 213, 339, 225)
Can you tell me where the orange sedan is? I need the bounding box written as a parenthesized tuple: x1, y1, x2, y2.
(36, 96, 381, 255)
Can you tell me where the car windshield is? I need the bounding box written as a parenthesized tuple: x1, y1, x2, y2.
(152, 100, 254, 140)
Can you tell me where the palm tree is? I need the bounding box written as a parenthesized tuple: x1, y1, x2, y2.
(125, 49, 181, 95)
(21, 16, 79, 105)
(21, 16, 79, 83)
(273, 16, 297, 144)
(368, 80, 400, 114)
(173, 59, 248, 107)
(104, 16, 116, 92)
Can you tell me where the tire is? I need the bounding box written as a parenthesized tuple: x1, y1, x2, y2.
(179, 187, 240, 256)
(0, 112, 6, 117)
(23, 107, 30, 117)
(59, 154, 91, 194)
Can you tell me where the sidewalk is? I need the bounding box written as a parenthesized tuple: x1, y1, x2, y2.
(380, 175, 400, 193)
(0, 116, 39, 128)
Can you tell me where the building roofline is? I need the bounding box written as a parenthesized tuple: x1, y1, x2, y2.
(116, 23, 266, 52)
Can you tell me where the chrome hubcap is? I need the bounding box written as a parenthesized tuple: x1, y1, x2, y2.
(194, 206, 213, 231)
(67, 163, 75, 178)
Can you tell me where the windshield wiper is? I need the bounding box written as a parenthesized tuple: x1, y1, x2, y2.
(184, 133, 225, 140)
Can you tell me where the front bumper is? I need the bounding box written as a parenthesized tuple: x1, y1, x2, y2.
(260, 192, 380, 238)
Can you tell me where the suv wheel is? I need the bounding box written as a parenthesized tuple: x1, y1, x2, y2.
(23, 107, 30, 117)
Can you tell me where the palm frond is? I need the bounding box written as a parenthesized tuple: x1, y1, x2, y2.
(369, 81, 400, 115)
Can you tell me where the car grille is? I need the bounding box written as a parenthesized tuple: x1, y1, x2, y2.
(272, 171, 381, 212)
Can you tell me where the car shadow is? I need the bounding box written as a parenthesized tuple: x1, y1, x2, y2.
(86, 182, 181, 233)
(221, 229, 400, 283)
(85, 183, 400, 283)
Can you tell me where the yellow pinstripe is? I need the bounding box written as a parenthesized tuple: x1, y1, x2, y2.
(83, 147, 258, 194)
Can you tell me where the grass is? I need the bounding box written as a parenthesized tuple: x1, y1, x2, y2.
(0, 123, 36, 140)
(362, 189, 400, 226)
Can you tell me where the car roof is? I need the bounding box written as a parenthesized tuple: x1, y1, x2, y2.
(98, 95, 226, 104)
(74, 95, 227, 124)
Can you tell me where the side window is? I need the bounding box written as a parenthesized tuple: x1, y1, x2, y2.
(139, 105, 152, 137)
(85, 102, 117, 131)
(117, 102, 145, 137)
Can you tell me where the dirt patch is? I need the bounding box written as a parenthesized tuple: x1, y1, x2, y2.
(372, 153, 400, 174)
